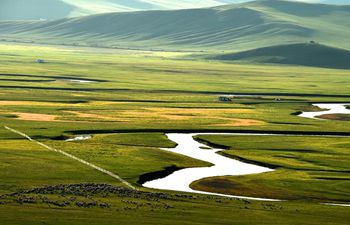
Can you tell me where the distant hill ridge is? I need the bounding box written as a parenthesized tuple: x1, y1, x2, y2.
(0, 0, 349, 52)
(212, 43, 350, 69)
(0, 0, 251, 20)
(0, 0, 349, 20)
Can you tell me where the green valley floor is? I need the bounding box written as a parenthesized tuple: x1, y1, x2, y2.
(0, 43, 349, 225)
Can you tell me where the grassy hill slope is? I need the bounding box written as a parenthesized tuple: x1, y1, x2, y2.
(1, 0, 349, 21)
(212, 43, 350, 69)
(0, 0, 245, 20)
(0, 0, 349, 51)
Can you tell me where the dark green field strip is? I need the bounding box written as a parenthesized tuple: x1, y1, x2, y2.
(315, 177, 350, 181)
(68, 129, 350, 136)
(0, 74, 108, 82)
(0, 78, 55, 82)
(0, 86, 129, 92)
(2, 85, 350, 99)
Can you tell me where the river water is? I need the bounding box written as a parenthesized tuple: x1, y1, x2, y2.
(143, 133, 277, 201)
(298, 103, 350, 119)
(142, 103, 350, 202)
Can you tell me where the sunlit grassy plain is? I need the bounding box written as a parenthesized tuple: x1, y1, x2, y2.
(193, 135, 350, 202)
(0, 43, 350, 225)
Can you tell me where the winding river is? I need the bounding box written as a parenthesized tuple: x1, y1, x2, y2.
(142, 103, 350, 202)
(298, 103, 350, 119)
(143, 133, 277, 201)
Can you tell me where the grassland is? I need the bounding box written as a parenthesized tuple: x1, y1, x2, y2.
(0, 42, 350, 225)
(193, 135, 350, 202)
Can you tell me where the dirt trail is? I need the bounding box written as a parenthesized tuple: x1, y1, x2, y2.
(4, 126, 135, 190)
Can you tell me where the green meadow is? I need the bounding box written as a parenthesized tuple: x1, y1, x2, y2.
(0, 43, 350, 225)
(193, 135, 350, 202)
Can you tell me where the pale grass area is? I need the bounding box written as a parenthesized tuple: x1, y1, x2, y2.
(10, 111, 118, 123)
(147, 108, 254, 114)
(64, 110, 129, 122)
(123, 107, 255, 119)
(13, 112, 59, 122)
(88, 101, 125, 106)
(213, 119, 265, 127)
(71, 93, 88, 97)
(8, 111, 120, 123)
(121, 107, 264, 126)
(2, 105, 263, 126)
(0, 100, 126, 107)
(0, 44, 75, 53)
(0, 101, 76, 107)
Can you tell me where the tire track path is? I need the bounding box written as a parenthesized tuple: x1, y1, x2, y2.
(4, 126, 136, 190)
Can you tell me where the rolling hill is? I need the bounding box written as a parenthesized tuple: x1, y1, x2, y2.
(0, 0, 349, 52)
(0, 0, 249, 20)
(0, 0, 349, 20)
(211, 43, 350, 69)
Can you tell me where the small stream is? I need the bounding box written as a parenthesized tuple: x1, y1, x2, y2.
(298, 103, 350, 119)
(67, 79, 95, 83)
(65, 135, 92, 142)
